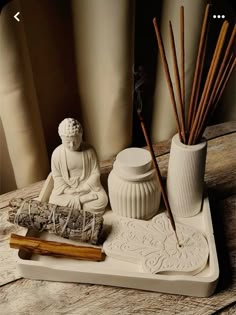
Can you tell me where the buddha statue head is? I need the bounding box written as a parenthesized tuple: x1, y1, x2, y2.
(58, 118, 83, 151)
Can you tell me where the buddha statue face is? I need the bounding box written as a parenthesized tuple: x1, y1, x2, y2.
(60, 134, 82, 151)
(58, 118, 83, 151)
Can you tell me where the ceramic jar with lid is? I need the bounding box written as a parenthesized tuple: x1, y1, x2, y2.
(108, 147, 161, 219)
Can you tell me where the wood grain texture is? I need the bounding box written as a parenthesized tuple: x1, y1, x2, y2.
(0, 122, 235, 314)
(0, 181, 45, 209)
(0, 207, 26, 286)
(99, 121, 236, 172)
(216, 302, 236, 315)
(10, 234, 104, 261)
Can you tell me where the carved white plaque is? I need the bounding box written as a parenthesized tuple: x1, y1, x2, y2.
(103, 213, 209, 275)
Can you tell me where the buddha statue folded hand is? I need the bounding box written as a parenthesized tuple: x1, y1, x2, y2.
(49, 118, 108, 214)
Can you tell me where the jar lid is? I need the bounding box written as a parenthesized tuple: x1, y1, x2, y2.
(113, 147, 154, 181)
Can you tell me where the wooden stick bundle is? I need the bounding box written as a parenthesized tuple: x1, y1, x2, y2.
(8, 198, 103, 245)
(153, 5, 235, 145)
(188, 21, 229, 144)
(197, 55, 236, 141)
(10, 233, 105, 261)
(152, 17, 183, 143)
(187, 4, 211, 133)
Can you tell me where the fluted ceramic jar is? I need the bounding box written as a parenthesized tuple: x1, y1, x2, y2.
(166, 134, 207, 218)
(108, 148, 161, 219)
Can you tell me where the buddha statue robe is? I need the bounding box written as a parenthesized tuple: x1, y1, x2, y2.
(49, 142, 108, 213)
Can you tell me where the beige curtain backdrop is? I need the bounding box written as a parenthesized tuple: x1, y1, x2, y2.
(151, 0, 207, 141)
(0, 0, 235, 194)
(72, 0, 134, 159)
(151, 0, 236, 141)
(0, 0, 49, 192)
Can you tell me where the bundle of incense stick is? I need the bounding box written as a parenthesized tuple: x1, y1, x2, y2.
(153, 5, 236, 145)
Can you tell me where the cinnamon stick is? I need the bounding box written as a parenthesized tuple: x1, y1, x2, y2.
(10, 233, 105, 261)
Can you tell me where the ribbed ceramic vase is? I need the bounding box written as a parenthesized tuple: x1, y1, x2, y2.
(166, 134, 207, 218)
(108, 148, 161, 219)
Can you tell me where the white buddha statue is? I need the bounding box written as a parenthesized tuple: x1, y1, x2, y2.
(49, 118, 108, 214)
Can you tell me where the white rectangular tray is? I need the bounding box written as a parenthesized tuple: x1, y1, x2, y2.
(17, 175, 219, 297)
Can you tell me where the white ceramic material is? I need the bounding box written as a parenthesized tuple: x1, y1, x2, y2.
(16, 174, 219, 297)
(103, 213, 209, 275)
(49, 118, 108, 214)
(167, 134, 207, 217)
(108, 148, 161, 219)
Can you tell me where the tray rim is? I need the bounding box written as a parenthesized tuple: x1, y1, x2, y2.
(16, 174, 219, 296)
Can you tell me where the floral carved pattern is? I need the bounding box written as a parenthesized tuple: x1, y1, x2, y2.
(103, 213, 209, 275)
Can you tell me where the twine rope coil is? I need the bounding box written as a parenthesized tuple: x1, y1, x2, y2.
(60, 207, 73, 236)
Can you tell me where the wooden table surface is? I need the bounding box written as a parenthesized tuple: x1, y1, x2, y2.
(0, 122, 236, 315)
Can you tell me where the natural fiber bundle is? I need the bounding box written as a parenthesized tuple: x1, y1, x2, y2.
(8, 198, 103, 244)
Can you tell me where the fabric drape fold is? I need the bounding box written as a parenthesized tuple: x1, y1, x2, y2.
(0, 0, 234, 194)
(72, 0, 135, 160)
(0, 0, 49, 192)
